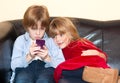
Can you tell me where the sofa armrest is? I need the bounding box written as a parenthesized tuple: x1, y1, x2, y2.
(0, 22, 13, 41)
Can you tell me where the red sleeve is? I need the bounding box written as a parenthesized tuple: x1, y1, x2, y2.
(81, 38, 108, 60)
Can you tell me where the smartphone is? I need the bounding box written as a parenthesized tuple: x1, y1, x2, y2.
(36, 39, 45, 48)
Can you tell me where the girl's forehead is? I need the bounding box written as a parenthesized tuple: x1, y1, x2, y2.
(51, 26, 67, 35)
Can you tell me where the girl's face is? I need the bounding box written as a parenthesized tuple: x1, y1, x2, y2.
(53, 32, 71, 49)
(28, 21, 46, 40)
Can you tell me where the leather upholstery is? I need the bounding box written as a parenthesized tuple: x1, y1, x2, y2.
(0, 17, 120, 83)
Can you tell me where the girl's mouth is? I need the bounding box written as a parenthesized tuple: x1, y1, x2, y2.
(57, 42, 63, 46)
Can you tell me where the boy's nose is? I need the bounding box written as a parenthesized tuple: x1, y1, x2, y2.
(36, 29, 40, 35)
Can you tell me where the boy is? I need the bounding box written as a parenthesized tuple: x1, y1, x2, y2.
(10, 5, 65, 83)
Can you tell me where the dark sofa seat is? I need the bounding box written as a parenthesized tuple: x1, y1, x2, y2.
(0, 17, 120, 83)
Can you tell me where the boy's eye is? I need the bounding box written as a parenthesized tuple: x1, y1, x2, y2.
(41, 27, 45, 30)
(31, 26, 37, 30)
(31, 26, 45, 30)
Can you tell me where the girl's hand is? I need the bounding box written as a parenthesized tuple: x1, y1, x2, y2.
(81, 50, 100, 56)
(81, 50, 106, 61)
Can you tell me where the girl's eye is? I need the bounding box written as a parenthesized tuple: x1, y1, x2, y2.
(60, 34, 63, 37)
(52, 35, 56, 38)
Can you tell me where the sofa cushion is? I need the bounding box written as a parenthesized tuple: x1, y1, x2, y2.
(0, 39, 14, 83)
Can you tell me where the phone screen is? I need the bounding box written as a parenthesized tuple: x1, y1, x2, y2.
(36, 39, 45, 48)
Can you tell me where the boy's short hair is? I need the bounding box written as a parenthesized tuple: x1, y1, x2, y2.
(22, 5, 50, 31)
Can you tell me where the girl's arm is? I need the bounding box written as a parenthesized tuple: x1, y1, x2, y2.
(81, 50, 106, 61)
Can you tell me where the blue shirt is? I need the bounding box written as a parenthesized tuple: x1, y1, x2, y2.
(10, 32, 65, 83)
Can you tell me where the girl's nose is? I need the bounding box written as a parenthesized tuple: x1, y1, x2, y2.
(55, 35, 61, 42)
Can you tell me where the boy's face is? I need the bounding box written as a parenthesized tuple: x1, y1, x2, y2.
(28, 21, 46, 40)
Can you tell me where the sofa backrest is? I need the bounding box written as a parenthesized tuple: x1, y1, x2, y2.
(72, 18, 120, 69)
(0, 19, 25, 83)
(0, 17, 120, 82)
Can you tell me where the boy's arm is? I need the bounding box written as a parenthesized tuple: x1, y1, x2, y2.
(44, 38, 65, 68)
(11, 37, 29, 71)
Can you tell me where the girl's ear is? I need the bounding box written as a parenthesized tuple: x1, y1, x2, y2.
(66, 32, 72, 40)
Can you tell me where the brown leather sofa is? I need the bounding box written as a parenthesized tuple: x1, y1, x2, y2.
(0, 17, 120, 83)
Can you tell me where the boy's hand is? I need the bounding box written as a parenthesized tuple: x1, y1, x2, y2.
(37, 45, 48, 60)
(29, 42, 40, 58)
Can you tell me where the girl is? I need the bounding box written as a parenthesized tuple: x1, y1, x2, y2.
(49, 17, 119, 83)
